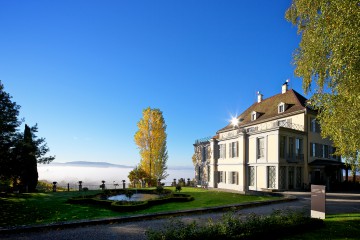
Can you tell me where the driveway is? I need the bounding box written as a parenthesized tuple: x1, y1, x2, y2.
(1, 191, 359, 240)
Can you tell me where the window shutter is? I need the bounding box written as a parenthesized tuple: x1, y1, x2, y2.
(229, 143, 232, 158)
(235, 142, 238, 157)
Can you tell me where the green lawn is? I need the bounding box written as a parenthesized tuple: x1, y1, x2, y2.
(0, 187, 276, 228)
(282, 213, 360, 240)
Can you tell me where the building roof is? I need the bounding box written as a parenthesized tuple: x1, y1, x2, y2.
(217, 89, 309, 133)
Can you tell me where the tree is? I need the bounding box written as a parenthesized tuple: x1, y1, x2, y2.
(0, 80, 22, 181)
(11, 124, 55, 192)
(128, 165, 148, 187)
(18, 124, 38, 192)
(134, 107, 168, 185)
(0, 81, 55, 191)
(285, 1, 360, 168)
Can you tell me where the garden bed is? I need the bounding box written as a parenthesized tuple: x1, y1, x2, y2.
(67, 188, 194, 212)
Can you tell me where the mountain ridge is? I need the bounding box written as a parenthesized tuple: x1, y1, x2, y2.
(47, 161, 193, 170)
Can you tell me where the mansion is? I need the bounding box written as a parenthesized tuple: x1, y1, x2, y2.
(193, 82, 343, 192)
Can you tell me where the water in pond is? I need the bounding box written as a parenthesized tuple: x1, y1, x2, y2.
(108, 193, 160, 202)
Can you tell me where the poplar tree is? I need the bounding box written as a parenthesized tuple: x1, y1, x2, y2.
(286, 1, 360, 169)
(134, 107, 168, 185)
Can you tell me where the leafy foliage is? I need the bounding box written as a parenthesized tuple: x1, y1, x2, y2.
(285, 1, 360, 167)
(134, 107, 169, 185)
(128, 165, 148, 187)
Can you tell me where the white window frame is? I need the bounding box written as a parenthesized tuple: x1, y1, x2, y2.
(229, 141, 238, 158)
(219, 144, 226, 159)
(251, 111, 257, 121)
(278, 102, 286, 113)
(257, 137, 265, 159)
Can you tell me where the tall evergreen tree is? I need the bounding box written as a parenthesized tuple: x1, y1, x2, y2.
(0, 80, 22, 181)
(0, 81, 55, 191)
(134, 107, 168, 185)
(20, 124, 55, 191)
(19, 124, 38, 192)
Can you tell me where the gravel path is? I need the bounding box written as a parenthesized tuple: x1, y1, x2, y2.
(1, 192, 359, 240)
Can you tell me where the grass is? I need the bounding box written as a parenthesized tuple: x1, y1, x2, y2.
(0, 187, 276, 228)
(282, 213, 360, 240)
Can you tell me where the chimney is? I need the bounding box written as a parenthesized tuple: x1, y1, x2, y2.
(282, 79, 289, 94)
(257, 91, 263, 103)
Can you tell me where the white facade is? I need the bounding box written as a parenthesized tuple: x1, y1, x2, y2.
(194, 84, 343, 192)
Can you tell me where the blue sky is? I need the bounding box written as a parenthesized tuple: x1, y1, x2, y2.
(0, 1, 306, 167)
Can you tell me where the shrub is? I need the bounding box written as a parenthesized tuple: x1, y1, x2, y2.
(145, 209, 324, 240)
(175, 184, 182, 192)
(156, 185, 164, 194)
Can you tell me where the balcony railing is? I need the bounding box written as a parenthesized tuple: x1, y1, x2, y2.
(246, 121, 304, 133)
(194, 136, 212, 145)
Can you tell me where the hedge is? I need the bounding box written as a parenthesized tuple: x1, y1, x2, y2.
(67, 189, 194, 212)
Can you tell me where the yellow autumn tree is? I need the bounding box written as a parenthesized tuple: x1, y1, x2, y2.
(134, 107, 168, 185)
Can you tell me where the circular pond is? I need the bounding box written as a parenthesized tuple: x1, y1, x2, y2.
(108, 193, 160, 202)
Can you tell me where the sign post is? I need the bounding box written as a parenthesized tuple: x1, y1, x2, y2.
(311, 184, 326, 219)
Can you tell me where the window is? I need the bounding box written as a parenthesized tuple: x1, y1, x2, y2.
(249, 166, 255, 186)
(218, 171, 226, 183)
(310, 142, 323, 158)
(219, 144, 226, 158)
(310, 142, 316, 157)
(202, 147, 206, 161)
(310, 117, 321, 133)
(229, 141, 238, 158)
(229, 171, 238, 185)
(296, 138, 303, 159)
(251, 112, 256, 121)
(316, 143, 323, 157)
(279, 105, 284, 113)
(257, 137, 265, 159)
(330, 146, 337, 159)
(267, 166, 276, 188)
(278, 102, 286, 113)
(279, 136, 286, 158)
(289, 137, 294, 159)
(198, 166, 201, 181)
(324, 145, 329, 158)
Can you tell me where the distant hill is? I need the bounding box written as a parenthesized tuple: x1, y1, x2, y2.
(49, 161, 133, 168)
(48, 161, 193, 170)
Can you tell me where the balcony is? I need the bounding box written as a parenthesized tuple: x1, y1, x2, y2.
(246, 121, 304, 133)
(194, 136, 212, 145)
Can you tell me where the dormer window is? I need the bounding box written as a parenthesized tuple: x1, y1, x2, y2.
(278, 102, 286, 113)
(251, 111, 258, 121)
